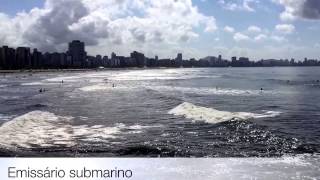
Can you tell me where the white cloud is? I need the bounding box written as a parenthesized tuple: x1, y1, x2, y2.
(224, 26, 235, 33)
(0, 0, 217, 58)
(233, 32, 250, 41)
(218, 0, 258, 12)
(275, 24, 295, 34)
(254, 34, 267, 41)
(248, 25, 261, 33)
(270, 35, 287, 42)
(272, 0, 320, 21)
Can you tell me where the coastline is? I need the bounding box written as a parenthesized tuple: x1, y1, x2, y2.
(0, 66, 319, 74)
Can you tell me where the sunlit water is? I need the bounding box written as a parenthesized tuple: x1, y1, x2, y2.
(0, 67, 319, 157)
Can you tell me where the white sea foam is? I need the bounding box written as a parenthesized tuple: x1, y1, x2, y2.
(79, 83, 135, 92)
(46, 76, 80, 82)
(0, 111, 74, 148)
(110, 71, 182, 81)
(0, 114, 13, 121)
(21, 82, 45, 86)
(0, 111, 154, 149)
(79, 84, 112, 92)
(168, 102, 281, 124)
(0, 84, 8, 88)
(109, 70, 219, 81)
(150, 86, 266, 96)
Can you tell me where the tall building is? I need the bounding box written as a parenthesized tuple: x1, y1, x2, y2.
(0, 47, 3, 69)
(67, 40, 87, 68)
(32, 49, 43, 69)
(102, 56, 108, 67)
(130, 51, 145, 67)
(16, 47, 31, 69)
(5, 47, 16, 69)
(175, 53, 183, 67)
(238, 57, 250, 67)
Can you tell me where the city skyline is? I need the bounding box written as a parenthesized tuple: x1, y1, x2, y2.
(0, 0, 320, 60)
(1, 40, 319, 70)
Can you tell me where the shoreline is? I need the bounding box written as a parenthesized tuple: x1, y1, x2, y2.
(0, 66, 319, 74)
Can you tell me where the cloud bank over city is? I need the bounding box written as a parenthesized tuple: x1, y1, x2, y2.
(0, 0, 319, 60)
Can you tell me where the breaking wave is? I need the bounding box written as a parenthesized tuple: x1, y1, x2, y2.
(168, 102, 281, 124)
(109, 70, 220, 81)
(150, 86, 270, 96)
(0, 114, 14, 121)
(79, 83, 134, 92)
(0, 111, 155, 149)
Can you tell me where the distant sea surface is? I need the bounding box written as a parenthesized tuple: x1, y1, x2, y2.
(0, 67, 320, 157)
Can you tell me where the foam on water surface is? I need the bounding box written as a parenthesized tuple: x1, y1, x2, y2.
(150, 86, 269, 96)
(79, 83, 135, 92)
(21, 82, 46, 86)
(109, 70, 219, 81)
(0, 111, 155, 149)
(169, 102, 281, 124)
(0, 114, 14, 121)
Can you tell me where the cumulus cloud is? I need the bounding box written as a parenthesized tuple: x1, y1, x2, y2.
(218, 0, 258, 12)
(270, 35, 287, 42)
(273, 0, 320, 21)
(275, 24, 295, 34)
(248, 25, 261, 33)
(233, 32, 250, 41)
(224, 26, 235, 33)
(254, 34, 267, 41)
(0, 0, 217, 56)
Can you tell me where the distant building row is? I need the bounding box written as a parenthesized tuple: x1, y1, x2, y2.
(0, 40, 319, 70)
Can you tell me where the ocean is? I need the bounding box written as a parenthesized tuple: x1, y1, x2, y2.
(0, 67, 319, 157)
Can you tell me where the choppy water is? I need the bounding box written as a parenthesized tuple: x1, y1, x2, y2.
(0, 67, 320, 157)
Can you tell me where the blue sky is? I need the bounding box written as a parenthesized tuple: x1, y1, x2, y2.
(0, 0, 319, 60)
(0, 0, 43, 15)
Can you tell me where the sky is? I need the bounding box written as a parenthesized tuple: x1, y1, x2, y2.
(0, 0, 320, 61)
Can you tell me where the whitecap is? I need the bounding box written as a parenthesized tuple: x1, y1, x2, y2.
(79, 84, 111, 92)
(0, 111, 156, 149)
(168, 102, 281, 124)
(21, 82, 45, 86)
(150, 86, 266, 96)
(0, 114, 13, 121)
(0, 111, 73, 148)
(79, 83, 134, 92)
(46, 76, 80, 82)
(109, 70, 219, 81)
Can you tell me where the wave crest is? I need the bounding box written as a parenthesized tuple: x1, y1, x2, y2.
(0, 111, 154, 149)
(168, 102, 281, 124)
